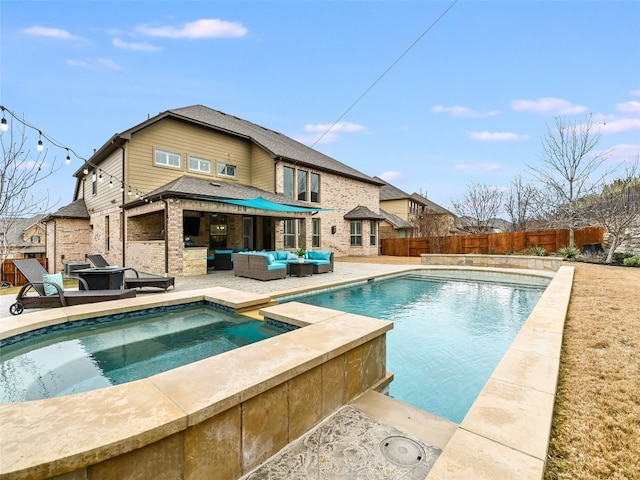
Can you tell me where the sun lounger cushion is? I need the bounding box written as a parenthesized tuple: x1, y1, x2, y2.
(43, 272, 64, 296)
(307, 250, 331, 261)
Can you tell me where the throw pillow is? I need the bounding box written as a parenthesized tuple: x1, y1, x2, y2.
(42, 272, 64, 296)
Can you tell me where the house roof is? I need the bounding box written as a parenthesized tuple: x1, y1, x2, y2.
(343, 205, 385, 221)
(0, 215, 45, 247)
(409, 193, 455, 216)
(379, 209, 414, 229)
(374, 176, 412, 201)
(127, 176, 318, 211)
(77, 105, 384, 187)
(43, 199, 90, 220)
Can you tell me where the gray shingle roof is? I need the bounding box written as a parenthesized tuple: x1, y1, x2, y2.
(343, 205, 385, 220)
(379, 209, 414, 229)
(374, 176, 411, 201)
(45, 199, 89, 219)
(0, 215, 45, 246)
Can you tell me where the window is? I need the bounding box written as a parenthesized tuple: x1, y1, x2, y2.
(369, 220, 377, 246)
(105, 215, 110, 251)
(189, 156, 211, 174)
(350, 221, 362, 246)
(92, 169, 97, 196)
(298, 170, 308, 201)
(31, 235, 41, 243)
(283, 166, 294, 199)
(283, 219, 296, 248)
(312, 218, 321, 248)
(217, 162, 237, 178)
(311, 173, 320, 203)
(155, 149, 181, 168)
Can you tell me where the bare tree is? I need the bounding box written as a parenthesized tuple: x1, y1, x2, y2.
(587, 158, 640, 263)
(503, 175, 545, 231)
(1, 111, 59, 277)
(529, 114, 611, 246)
(451, 182, 504, 233)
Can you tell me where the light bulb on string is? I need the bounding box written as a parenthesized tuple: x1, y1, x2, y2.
(0, 109, 7, 131)
(128, 188, 132, 196)
(37, 131, 44, 152)
(109, 177, 114, 188)
(120, 183, 124, 193)
(83, 166, 89, 175)
(65, 148, 71, 165)
(98, 171, 103, 183)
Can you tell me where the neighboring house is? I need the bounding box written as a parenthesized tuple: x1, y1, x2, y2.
(0, 215, 46, 260)
(455, 216, 512, 234)
(376, 177, 455, 237)
(43, 200, 91, 274)
(45, 105, 385, 276)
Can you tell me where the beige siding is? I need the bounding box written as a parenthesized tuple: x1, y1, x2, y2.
(380, 199, 408, 220)
(126, 119, 253, 195)
(250, 144, 275, 191)
(79, 150, 125, 212)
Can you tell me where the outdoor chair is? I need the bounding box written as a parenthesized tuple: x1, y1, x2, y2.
(87, 254, 175, 291)
(9, 259, 137, 315)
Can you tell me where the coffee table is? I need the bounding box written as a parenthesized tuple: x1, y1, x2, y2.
(288, 261, 313, 277)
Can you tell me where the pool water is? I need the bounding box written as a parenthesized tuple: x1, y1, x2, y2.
(287, 273, 545, 423)
(0, 304, 283, 403)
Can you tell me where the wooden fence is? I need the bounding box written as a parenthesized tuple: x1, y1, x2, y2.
(1, 258, 48, 287)
(381, 227, 605, 257)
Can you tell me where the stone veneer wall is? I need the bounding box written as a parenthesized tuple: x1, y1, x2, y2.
(1, 306, 390, 480)
(421, 253, 563, 271)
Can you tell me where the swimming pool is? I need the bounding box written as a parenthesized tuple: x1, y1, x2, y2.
(284, 272, 547, 423)
(0, 302, 284, 403)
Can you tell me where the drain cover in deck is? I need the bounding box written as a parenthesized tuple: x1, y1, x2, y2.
(380, 436, 425, 467)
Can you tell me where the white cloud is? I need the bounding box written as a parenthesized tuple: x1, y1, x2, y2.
(616, 101, 640, 113)
(378, 171, 404, 182)
(304, 122, 366, 133)
(469, 131, 529, 141)
(136, 19, 248, 39)
(431, 105, 500, 118)
(113, 37, 160, 52)
(598, 118, 640, 134)
(66, 58, 123, 71)
(511, 97, 587, 115)
(454, 163, 502, 171)
(630, 89, 640, 96)
(24, 26, 81, 40)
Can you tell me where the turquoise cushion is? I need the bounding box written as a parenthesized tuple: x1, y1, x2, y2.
(275, 251, 288, 260)
(287, 252, 298, 261)
(308, 250, 331, 261)
(267, 253, 275, 265)
(267, 263, 286, 271)
(42, 272, 64, 296)
(215, 249, 233, 254)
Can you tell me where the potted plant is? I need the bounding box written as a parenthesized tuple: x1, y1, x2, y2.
(296, 248, 306, 263)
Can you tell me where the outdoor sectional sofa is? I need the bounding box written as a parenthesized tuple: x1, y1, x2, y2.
(233, 250, 333, 281)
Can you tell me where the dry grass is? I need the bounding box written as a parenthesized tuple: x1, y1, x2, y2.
(339, 257, 640, 479)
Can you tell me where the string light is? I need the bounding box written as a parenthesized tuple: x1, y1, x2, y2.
(0, 104, 149, 202)
(0, 107, 7, 131)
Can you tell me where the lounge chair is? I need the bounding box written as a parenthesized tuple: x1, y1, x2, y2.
(9, 259, 137, 315)
(87, 254, 175, 291)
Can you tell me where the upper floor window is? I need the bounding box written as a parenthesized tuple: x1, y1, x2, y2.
(350, 221, 362, 246)
(217, 162, 237, 178)
(311, 173, 320, 203)
(31, 235, 41, 243)
(92, 169, 98, 196)
(189, 156, 211, 174)
(298, 170, 308, 201)
(155, 149, 181, 169)
(283, 166, 294, 199)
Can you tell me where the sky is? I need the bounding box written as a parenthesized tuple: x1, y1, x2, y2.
(1, 0, 639, 214)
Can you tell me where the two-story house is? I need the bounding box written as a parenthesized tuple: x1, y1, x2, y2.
(376, 177, 455, 239)
(45, 105, 385, 276)
(0, 216, 46, 260)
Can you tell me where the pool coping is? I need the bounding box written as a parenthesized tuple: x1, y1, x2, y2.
(0, 265, 568, 480)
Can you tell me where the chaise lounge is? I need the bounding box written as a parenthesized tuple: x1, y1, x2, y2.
(87, 254, 175, 291)
(9, 259, 137, 315)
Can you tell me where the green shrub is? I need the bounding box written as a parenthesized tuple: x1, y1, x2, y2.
(558, 246, 581, 259)
(623, 256, 640, 266)
(614, 252, 634, 262)
(524, 246, 547, 256)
